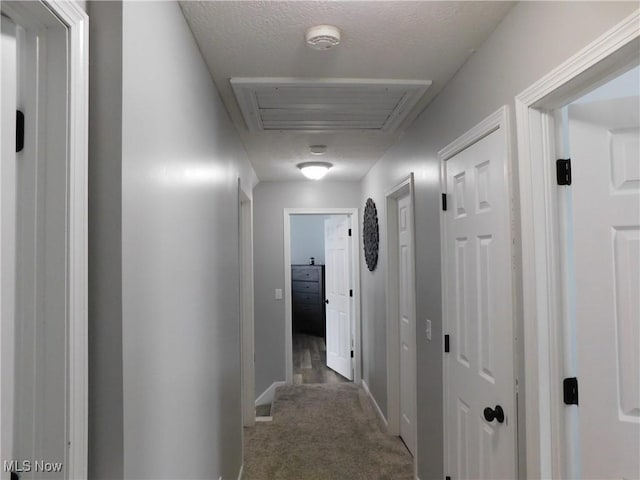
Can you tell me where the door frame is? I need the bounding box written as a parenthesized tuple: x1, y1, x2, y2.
(438, 106, 517, 476)
(239, 182, 255, 427)
(384, 173, 418, 449)
(0, 1, 88, 478)
(515, 10, 639, 479)
(1, 14, 18, 474)
(283, 208, 361, 384)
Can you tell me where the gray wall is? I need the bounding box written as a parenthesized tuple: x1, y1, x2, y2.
(290, 215, 331, 265)
(358, 3, 638, 480)
(253, 182, 360, 396)
(88, 2, 123, 478)
(89, 1, 258, 479)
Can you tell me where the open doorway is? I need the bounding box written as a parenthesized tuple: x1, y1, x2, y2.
(283, 208, 361, 387)
(516, 11, 639, 478)
(552, 64, 639, 479)
(290, 214, 350, 385)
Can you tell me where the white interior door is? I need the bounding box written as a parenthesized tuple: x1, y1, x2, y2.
(397, 192, 417, 456)
(1, 15, 18, 472)
(443, 126, 516, 479)
(568, 96, 640, 480)
(324, 215, 353, 380)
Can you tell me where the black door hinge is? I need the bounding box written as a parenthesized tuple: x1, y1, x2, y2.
(441, 193, 447, 211)
(16, 110, 24, 152)
(349, 289, 353, 297)
(444, 334, 450, 353)
(348, 228, 352, 237)
(350, 350, 354, 358)
(446, 476, 451, 480)
(563, 377, 578, 405)
(11, 472, 20, 480)
(556, 158, 571, 185)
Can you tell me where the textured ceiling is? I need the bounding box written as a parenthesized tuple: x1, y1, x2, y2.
(180, 1, 514, 181)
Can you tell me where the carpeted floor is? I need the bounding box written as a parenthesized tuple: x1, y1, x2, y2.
(243, 383, 414, 480)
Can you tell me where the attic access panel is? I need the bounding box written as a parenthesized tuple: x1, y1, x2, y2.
(230, 78, 431, 132)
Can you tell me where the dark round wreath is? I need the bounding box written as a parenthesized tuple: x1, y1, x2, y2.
(363, 198, 379, 271)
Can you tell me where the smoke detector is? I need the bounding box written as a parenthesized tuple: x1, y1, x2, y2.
(309, 145, 327, 155)
(305, 25, 341, 50)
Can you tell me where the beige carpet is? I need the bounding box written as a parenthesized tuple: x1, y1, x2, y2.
(243, 383, 414, 480)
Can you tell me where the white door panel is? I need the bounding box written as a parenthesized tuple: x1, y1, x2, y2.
(398, 192, 417, 456)
(569, 97, 640, 480)
(325, 216, 352, 380)
(444, 126, 516, 479)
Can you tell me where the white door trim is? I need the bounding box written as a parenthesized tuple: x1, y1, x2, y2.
(239, 182, 255, 428)
(283, 208, 361, 384)
(0, 1, 88, 478)
(438, 106, 516, 477)
(384, 173, 418, 470)
(515, 10, 639, 479)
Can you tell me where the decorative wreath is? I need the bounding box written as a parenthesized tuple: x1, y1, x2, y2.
(363, 198, 379, 271)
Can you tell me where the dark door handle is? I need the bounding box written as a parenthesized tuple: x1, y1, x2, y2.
(325, 299, 329, 304)
(483, 405, 505, 423)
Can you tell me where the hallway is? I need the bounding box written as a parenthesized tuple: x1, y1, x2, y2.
(2, 2, 637, 480)
(244, 383, 413, 479)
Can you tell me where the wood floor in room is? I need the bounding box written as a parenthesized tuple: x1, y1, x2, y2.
(293, 333, 349, 385)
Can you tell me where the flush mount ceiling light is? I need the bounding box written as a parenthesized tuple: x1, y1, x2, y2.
(297, 161, 333, 180)
(305, 25, 341, 50)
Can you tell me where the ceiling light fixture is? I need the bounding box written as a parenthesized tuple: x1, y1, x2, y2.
(305, 25, 341, 50)
(297, 161, 333, 180)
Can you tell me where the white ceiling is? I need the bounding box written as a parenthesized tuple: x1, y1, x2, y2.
(180, 1, 514, 181)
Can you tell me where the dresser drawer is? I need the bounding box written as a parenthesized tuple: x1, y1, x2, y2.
(293, 292, 321, 305)
(292, 280, 320, 293)
(292, 267, 320, 282)
(292, 305, 324, 336)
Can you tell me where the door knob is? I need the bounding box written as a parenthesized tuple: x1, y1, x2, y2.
(325, 299, 329, 304)
(483, 405, 505, 423)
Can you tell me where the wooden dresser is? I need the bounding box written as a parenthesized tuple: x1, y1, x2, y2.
(291, 265, 325, 337)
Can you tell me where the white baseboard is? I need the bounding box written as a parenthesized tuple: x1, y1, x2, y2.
(362, 379, 388, 429)
(255, 381, 286, 406)
(237, 464, 243, 480)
